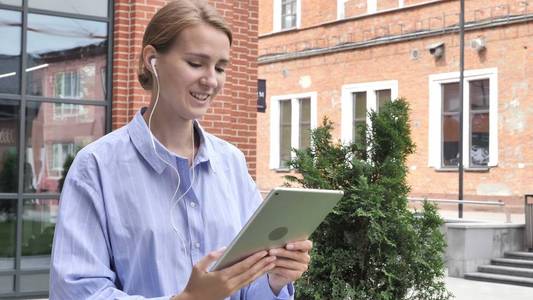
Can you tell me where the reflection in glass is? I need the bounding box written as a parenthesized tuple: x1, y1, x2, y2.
(299, 98, 310, 149)
(442, 82, 461, 167)
(0, 199, 16, 271)
(21, 199, 57, 270)
(442, 82, 460, 112)
(29, 0, 108, 18)
(25, 102, 105, 193)
(376, 89, 391, 112)
(0, 0, 22, 6)
(0, 100, 19, 193)
(352, 92, 366, 144)
(0, 10, 21, 94)
(20, 273, 49, 292)
(470, 79, 490, 167)
(26, 14, 107, 100)
(0, 275, 13, 293)
(279, 100, 292, 168)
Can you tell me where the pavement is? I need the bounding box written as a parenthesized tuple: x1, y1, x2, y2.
(446, 276, 533, 299)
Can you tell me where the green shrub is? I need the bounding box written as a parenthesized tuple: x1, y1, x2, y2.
(286, 98, 451, 300)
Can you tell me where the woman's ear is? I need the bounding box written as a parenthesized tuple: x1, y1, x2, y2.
(142, 45, 158, 75)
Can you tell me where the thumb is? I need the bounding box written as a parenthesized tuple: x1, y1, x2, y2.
(196, 247, 226, 272)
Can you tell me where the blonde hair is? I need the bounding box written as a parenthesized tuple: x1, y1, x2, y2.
(138, 0, 233, 90)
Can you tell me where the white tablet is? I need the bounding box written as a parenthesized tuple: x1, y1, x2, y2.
(210, 187, 344, 271)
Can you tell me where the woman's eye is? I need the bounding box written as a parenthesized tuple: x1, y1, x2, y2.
(187, 61, 201, 68)
(215, 66, 225, 73)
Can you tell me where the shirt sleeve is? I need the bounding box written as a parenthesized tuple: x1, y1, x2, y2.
(243, 274, 295, 300)
(49, 153, 174, 300)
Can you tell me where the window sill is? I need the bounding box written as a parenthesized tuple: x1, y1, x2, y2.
(434, 167, 491, 173)
(274, 168, 291, 173)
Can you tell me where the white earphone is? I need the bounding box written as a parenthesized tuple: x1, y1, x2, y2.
(150, 57, 158, 78)
(147, 55, 196, 256)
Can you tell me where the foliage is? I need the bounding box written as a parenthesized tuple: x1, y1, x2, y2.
(285, 98, 451, 300)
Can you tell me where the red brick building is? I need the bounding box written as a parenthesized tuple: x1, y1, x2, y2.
(256, 0, 533, 213)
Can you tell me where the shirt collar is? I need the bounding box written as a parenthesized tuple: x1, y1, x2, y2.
(127, 107, 218, 174)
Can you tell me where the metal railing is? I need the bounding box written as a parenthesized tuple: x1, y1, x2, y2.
(525, 194, 533, 251)
(408, 197, 510, 223)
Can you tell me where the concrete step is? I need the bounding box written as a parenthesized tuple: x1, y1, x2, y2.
(478, 265, 533, 278)
(505, 251, 533, 261)
(464, 272, 533, 287)
(492, 258, 533, 269)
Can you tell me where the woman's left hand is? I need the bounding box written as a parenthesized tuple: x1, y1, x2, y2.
(267, 240, 313, 294)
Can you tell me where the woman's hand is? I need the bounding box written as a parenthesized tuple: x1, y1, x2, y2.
(267, 240, 313, 295)
(174, 248, 276, 300)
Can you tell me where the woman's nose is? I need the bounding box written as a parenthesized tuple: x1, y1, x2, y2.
(201, 69, 218, 89)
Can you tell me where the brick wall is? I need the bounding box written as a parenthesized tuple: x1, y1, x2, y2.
(257, 0, 533, 210)
(113, 0, 259, 176)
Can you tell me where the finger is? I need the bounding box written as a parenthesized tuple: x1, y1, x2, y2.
(269, 268, 304, 281)
(221, 250, 268, 277)
(196, 248, 225, 272)
(230, 256, 276, 288)
(269, 249, 311, 263)
(272, 258, 308, 272)
(285, 240, 313, 251)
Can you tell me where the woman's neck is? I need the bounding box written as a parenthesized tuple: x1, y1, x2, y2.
(143, 105, 197, 163)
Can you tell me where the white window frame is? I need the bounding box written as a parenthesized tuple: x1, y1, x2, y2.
(269, 92, 318, 169)
(337, 0, 347, 19)
(367, 0, 377, 14)
(341, 80, 399, 144)
(428, 68, 498, 169)
(273, 0, 301, 32)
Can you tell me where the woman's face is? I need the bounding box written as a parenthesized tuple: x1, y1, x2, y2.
(154, 23, 230, 121)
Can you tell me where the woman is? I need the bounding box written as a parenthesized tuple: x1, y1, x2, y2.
(49, 1, 312, 299)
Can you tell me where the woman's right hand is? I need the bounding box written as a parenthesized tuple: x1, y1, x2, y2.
(172, 249, 276, 300)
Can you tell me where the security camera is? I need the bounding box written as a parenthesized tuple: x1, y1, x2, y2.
(427, 42, 445, 59)
(471, 37, 486, 52)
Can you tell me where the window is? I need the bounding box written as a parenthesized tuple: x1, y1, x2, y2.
(273, 0, 300, 32)
(341, 80, 398, 144)
(0, 1, 112, 297)
(428, 68, 498, 169)
(51, 143, 75, 173)
(270, 93, 317, 169)
(54, 71, 81, 99)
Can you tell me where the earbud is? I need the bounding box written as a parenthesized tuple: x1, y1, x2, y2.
(150, 57, 158, 78)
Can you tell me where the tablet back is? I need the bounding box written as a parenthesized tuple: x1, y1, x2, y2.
(211, 187, 343, 271)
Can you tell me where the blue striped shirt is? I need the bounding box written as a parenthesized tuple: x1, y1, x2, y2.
(50, 108, 294, 299)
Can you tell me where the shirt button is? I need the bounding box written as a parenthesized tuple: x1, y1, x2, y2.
(190, 202, 197, 208)
(194, 242, 200, 249)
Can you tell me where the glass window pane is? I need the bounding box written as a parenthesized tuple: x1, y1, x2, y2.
(0, 10, 21, 94)
(0, 100, 19, 193)
(0, 199, 16, 271)
(442, 82, 460, 112)
(0, 275, 14, 293)
(0, 0, 21, 6)
(25, 102, 105, 193)
(353, 92, 367, 144)
(21, 199, 57, 270)
(20, 273, 49, 292)
(29, 0, 108, 18)
(470, 79, 490, 110)
(376, 89, 391, 112)
(442, 114, 460, 167)
(354, 92, 367, 119)
(26, 14, 108, 100)
(470, 112, 489, 167)
(299, 98, 311, 149)
(279, 100, 291, 168)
